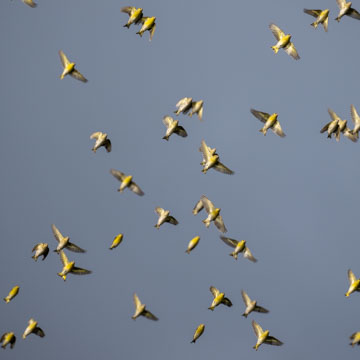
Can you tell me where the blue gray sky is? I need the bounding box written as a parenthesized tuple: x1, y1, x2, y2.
(1, 0, 360, 359)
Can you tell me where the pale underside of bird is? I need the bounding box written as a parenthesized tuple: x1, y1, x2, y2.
(90, 132, 112, 153)
(174, 97, 193, 115)
(252, 320, 283, 350)
(199, 140, 234, 175)
(136, 16, 156, 41)
(32, 243, 49, 261)
(208, 286, 232, 311)
(110, 169, 144, 196)
(52, 224, 86, 253)
(350, 332, 360, 346)
(335, 0, 360, 22)
(185, 236, 200, 254)
(191, 324, 205, 343)
(132, 293, 158, 321)
(241, 290, 269, 318)
(3, 285, 19, 303)
(22, 318, 45, 339)
(346, 269, 360, 297)
(189, 100, 204, 121)
(57, 250, 92, 281)
(200, 195, 227, 233)
(269, 23, 300, 60)
(162, 115, 187, 141)
(220, 236, 257, 262)
(58, 50, 88, 83)
(0, 332, 16, 349)
(121, 6, 143, 28)
(250, 109, 286, 137)
(154, 207, 178, 229)
(350, 104, 360, 138)
(21, 0, 37, 7)
(303, 9, 329, 31)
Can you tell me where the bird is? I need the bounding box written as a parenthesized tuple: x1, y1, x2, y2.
(185, 236, 200, 254)
(320, 109, 341, 139)
(22, 318, 45, 339)
(110, 169, 145, 196)
(121, 6, 143, 28)
(303, 9, 330, 31)
(51, 224, 86, 253)
(32, 243, 49, 261)
(174, 97, 193, 115)
(350, 104, 360, 138)
(162, 116, 187, 141)
(154, 207, 178, 229)
(335, 0, 360, 22)
(219, 236, 257, 262)
(200, 195, 227, 233)
(57, 250, 92, 281)
(336, 119, 358, 142)
(269, 23, 300, 60)
(3, 286, 19, 303)
(192, 199, 204, 215)
(199, 140, 234, 175)
(90, 132, 111, 153)
(132, 293, 158, 320)
(241, 290, 269, 318)
(350, 332, 360, 346)
(58, 50, 88, 82)
(191, 324, 205, 343)
(136, 16, 156, 41)
(189, 100, 204, 121)
(250, 109, 286, 137)
(21, 0, 37, 7)
(345, 269, 360, 297)
(208, 286, 232, 311)
(0, 332, 16, 349)
(109, 233, 123, 250)
(252, 320, 283, 350)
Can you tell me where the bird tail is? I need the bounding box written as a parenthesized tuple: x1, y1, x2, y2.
(136, 31, 143, 37)
(230, 253, 238, 260)
(191, 339, 196, 344)
(271, 46, 279, 54)
(242, 313, 247, 318)
(31, 255, 37, 261)
(259, 128, 266, 136)
(335, 17, 340, 22)
(3, 298, 9, 303)
(1, 344, 5, 349)
(202, 219, 210, 228)
(310, 21, 318, 28)
(123, 23, 130, 28)
(185, 250, 190, 254)
(162, 136, 169, 141)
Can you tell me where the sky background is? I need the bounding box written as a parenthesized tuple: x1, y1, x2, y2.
(1, 0, 360, 359)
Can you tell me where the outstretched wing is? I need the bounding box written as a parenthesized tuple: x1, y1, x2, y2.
(121, 6, 135, 15)
(58, 50, 70, 68)
(200, 195, 215, 214)
(269, 23, 285, 41)
(348, 8, 360, 19)
(174, 126, 188, 138)
(71, 266, 92, 275)
(149, 23, 156, 41)
(241, 290, 252, 306)
(265, 336, 283, 346)
(213, 162, 234, 175)
(143, 310, 158, 321)
(129, 182, 145, 196)
(110, 169, 126, 182)
(222, 297, 232, 307)
(214, 215, 227, 233)
(66, 242, 86, 253)
(59, 250, 69, 266)
(51, 224, 64, 243)
(167, 216, 178, 225)
(104, 139, 112, 152)
(320, 121, 331, 133)
(199, 140, 212, 162)
(210, 286, 220, 298)
(133, 293, 142, 310)
(192, 200, 204, 215)
(162, 115, 174, 128)
(250, 109, 270, 124)
(70, 70, 88, 83)
(90, 132, 102, 140)
(155, 207, 164, 215)
(243, 247, 257, 263)
(284, 42, 300, 60)
(303, 9, 322, 18)
(220, 236, 238, 249)
(254, 305, 269, 314)
(272, 121, 286, 137)
(328, 108, 341, 122)
(252, 320, 264, 337)
(33, 327, 45, 338)
(348, 269, 357, 285)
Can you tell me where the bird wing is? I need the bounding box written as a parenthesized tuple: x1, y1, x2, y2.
(110, 169, 126, 182)
(139, 16, 148, 24)
(269, 23, 285, 41)
(143, 310, 158, 321)
(174, 126, 188, 138)
(121, 6, 134, 15)
(71, 266, 92, 275)
(197, 105, 203, 121)
(336, 0, 346, 8)
(162, 115, 174, 128)
(252, 320, 264, 337)
(265, 336, 283, 346)
(328, 108, 341, 122)
(149, 23, 156, 41)
(271, 121, 286, 137)
(254, 305, 269, 314)
(222, 297, 232, 307)
(214, 215, 227, 233)
(284, 42, 300, 60)
(243, 247, 257, 262)
(133, 293, 142, 310)
(0, 333, 5, 342)
(155, 207, 164, 215)
(351, 104, 360, 125)
(90, 132, 102, 140)
(104, 139, 112, 152)
(32, 244, 40, 252)
(210, 286, 220, 298)
(70, 70, 88, 83)
(348, 8, 360, 20)
(51, 224, 64, 243)
(176, 97, 191, 109)
(323, 17, 329, 32)
(33, 327, 45, 338)
(213, 162, 234, 175)
(42, 247, 49, 260)
(348, 269, 357, 284)
(241, 290, 252, 306)
(250, 109, 269, 124)
(66, 242, 86, 253)
(58, 50, 70, 68)
(303, 9, 322, 17)
(59, 250, 69, 266)
(129, 182, 145, 196)
(192, 200, 204, 215)
(320, 121, 332, 133)
(199, 140, 212, 162)
(220, 236, 238, 249)
(343, 129, 358, 142)
(200, 195, 215, 215)
(167, 216, 179, 225)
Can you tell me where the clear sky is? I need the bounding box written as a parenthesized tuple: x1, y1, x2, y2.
(1, 0, 360, 359)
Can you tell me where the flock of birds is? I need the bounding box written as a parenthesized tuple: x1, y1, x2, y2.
(3, 0, 360, 354)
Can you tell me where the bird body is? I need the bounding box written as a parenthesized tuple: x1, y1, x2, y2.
(137, 17, 156, 41)
(121, 6, 143, 28)
(3, 286, 19, 303)
(174, 97, 193, 115)
(186, 236, 200, 254)
(346, 269, 360, 297)
(350, 332, 360, 346)
(22, 0, 37, 7)
(32, 243, 49, 261)
(110, 234, 123, 250)
(22, 318, 45, 339)
(191, 324, 205, 343)
(0, 332, 16, 349)
(304, 9, 329, 31)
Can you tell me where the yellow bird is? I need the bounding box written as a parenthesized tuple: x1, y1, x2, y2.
(200, 195, 227, 233)
(162, 115, 188, 141)
(109, 233, 123, 250)
(0, 332, 16, 349)
(32, 243, 49, 261)
(208, 286, 232, 311)
(154, 207, 179, 229)
(136, 16, 156, 41)
(335, 0, 360, 22)
(174, 97, 193, 115)
(185, 236, 200, 254)
(58, 50, 88, 83)
(350, 332, 360, 346)
(121, 6, 143, 28)
(22, 318, 45, 339)
(189, 100, 204, 121)
(199, 140, 234, 175)
(3, 285, 19, 303)
(269, 23, 300, 60)
(350, 104, 360, 138)
(90, 132, 111, 153)
(191, 324, 205, 343)
(132, 293, 158, 321)
(57, 250, 92, 281)
(192, 199, 204, 215)
(252, 320, 283, 350)
(303, 9, 329, 31)
(219, 236, 257, 262)
(52, 224, 86, 253)
(241, 290, 269, 318)
(110, 169, 144, 196)
(21, 0, 37, 7)
(345, 269, 360, 297)
(250, 109, 285, 137)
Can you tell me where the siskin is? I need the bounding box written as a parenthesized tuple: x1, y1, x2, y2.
(57, 250, 91, 281)
(0, 332, 16, 349)
(304, 9, 329, 31)
(200, 195, 227, 233)
(22, 318, 45, 339)
(32, 243, 49, 261)
(252, 320, 283, 350)
(59, 50, 87, 83)
(90, 132, 111, 153)
(132, 293, 158, 320)
(154, 207, 178, 229)
(185, 236, 200, 254)
(350, 332, 360, 346)
(121, 6, 143, 28)
(191, 324, 205, 343)
(335, 0, 360, 22)
(136, 16, 156, 41)
(174, 97, 193, 115)
(109, 233, 123, 250)
(250, 109, 285, 137)
(52, 224, 86, 253)
(345, 269, 360, 297)
(220, 236, 257, 262)
(208, 286, 232, 311)
(162, 116, 188, 141)
(3, 286, 19, 303)
(110, 169, 144, 196)
(189, 100, 204, 121)
(269, 23, 300, 60)
(241, 290, 269, 318)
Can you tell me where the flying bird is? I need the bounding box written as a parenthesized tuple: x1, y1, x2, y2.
(121, 6, 143, 28)
(110, 169, 144, 196)
(208, 286, 232, 311)
(185, 236, 200, 254)
(22, 318, 45, 339)
(269, 23, 300, 60)
(109, 233, 123, 250)
(136, 16, 156, 41)
(0, 332, 16, 349)
(241, 290, 269, 318)
(191, 324, 205, 343)
(90, 132, 111, 153)
(250, 109, 286, 137)
(162, 116, 187, 141)
(220, 236, 257, 262)
(350, 332, 360, 346)
(3, 286, 19, 303)
(57, 250, 92, 281)
(350, 104, 360, 138)
(174, 97, 193, 115)
(200, 195, 227, 233)
(335, 0, 360, 22)
(58, 50, 88, 83)
(252, 320, 283, 350)
(32, 243, 49, 261)
(320, 109, 340, 139)
(199, 140, 234, 174)
(303, 9, 329, 31)
(52, 224, 86, 253)
(189, 100, 204, 121)
(21, 0, 37, 7)
(345, 269, 360, 297)
(154, 207, 178, 229)
(132, 293, 158, 321)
